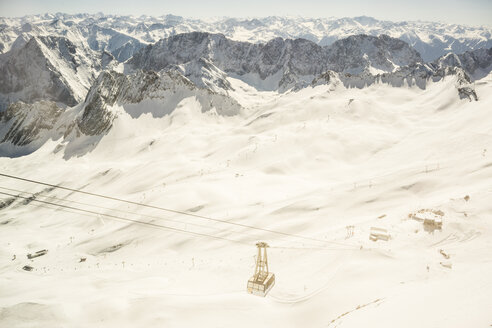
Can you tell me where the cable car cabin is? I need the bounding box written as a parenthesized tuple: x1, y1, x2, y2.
(247, 271, 275, 296)
(247, 242, 275, 297)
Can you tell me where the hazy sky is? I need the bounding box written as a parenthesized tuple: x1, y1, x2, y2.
(1, 0, 491, 26)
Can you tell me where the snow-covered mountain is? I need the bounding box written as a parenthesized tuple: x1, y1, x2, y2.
(325, 34, 422, 74)
(1, 13, 491, 62)
(0, 69, 241, 157)
(1, 60, 492, 328)
(431, 47, 492, 81)
(0, 14, 491, 156)
(0, 16, 146, 62)
(1, 13, 492, 328)
(77, 69, 241, 136)
(127, 32, 489, 97)
(0, 35, 108, 110)
(128, 32, 423, 91)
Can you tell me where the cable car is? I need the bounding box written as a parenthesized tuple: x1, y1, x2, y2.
(247, 242, 275, 297)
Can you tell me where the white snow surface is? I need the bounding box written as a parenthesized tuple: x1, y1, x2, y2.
(0, 73, 492, 327)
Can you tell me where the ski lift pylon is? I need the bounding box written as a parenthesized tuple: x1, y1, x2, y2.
(247, 242, 275, 297)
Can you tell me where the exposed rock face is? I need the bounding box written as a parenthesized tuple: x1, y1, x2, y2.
(451, 68, 479, 102)
(0, 100, 64, 147)
(324, 34, 423, 74)
(0, 36, 101, 110)
(101, 50, 117, 69)
(310, 71, 341, 90)
(128, 32, 423, 91)
(431, 47, 492, 81)
(174, 58, 234, 94)
(129, 33, 373, 76)
(0, 37, 76, 109)
(312, 65, 479, 101)
(1, 31, 487, 116)
(129, 32, 491, 96)
(78, 69, 242, 135)
(77, 71, 126, 136)
(306, 46, 490, 101)
(0, 68, 243, 155)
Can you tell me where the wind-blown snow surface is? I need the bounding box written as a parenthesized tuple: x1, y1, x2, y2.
(1, 74, 492, 327)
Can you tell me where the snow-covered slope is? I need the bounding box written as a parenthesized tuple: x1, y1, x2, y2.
(1, 14, 491, 61)
(0, 11, 491, 328)
(0, 69, 491, 328)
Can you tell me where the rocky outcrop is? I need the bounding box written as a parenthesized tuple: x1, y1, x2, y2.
(78, 69, 242, 135)
(324, 34, 423, 74)
(312, 65, 478, 101)
(431, 47, 492, 81)
(451, 68, 478, 101)
(0, 100, 64, 147)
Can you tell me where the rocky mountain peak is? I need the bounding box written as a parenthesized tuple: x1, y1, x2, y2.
(325, 34, 423, 74)
(0, 34, 108, 111)
(432, 46, 492, 80)
(128, 32, 424, 91)
(78, 69, 241, 136)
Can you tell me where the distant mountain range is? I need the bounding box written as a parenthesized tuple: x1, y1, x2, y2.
(0, 13, 491, 157)
(1, 14, 491, 62)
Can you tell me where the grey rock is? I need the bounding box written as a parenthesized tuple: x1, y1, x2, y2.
(128, 32, 422, 91)
(0, 100, 64, 147)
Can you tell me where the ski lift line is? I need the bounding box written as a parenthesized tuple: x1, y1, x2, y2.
(0, 191, 251, 246)
(0, 195, 108, 222)
(269, 246, 357, 251)
(0, 193, 359, 251)
(0, 192, 361, 252)
(0, 185, 351, 250)
(0, 185, 331, 248)
(0, 185, 247, 237)
(0, 172, 352, 247)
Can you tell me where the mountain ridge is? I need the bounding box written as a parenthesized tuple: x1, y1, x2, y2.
(128, 32, 424, 91)
(0, 24, 491, 157)
(2, 13, 491, 62)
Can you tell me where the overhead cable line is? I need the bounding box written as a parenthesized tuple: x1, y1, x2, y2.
(0, 191, 250, 246)
(0, 172, 353, 247)
(0, 185, 305, 246)
(0, 192, 358, 252)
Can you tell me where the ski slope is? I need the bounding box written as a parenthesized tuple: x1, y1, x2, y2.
(0, 73, 491, 327)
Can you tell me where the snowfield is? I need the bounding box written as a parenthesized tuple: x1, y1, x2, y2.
(0, 71, 491, 327)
